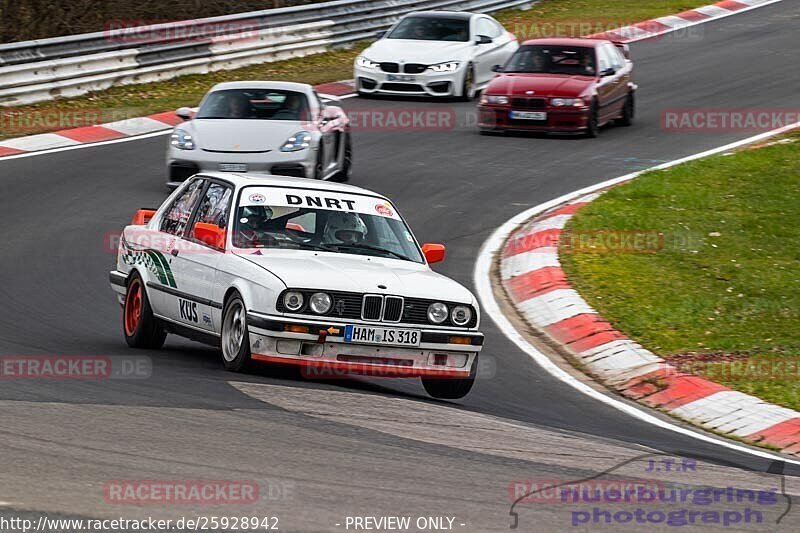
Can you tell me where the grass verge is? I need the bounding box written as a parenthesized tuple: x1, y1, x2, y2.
(0, 0, 710, 140)
(560, 131, 800, 410)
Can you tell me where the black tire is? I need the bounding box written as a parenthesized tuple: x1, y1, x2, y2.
(332, 131, 352, 182)
(220, 293, 252, 372)
(357, 90, 374, 99)
(586, 100, 600, 138)
(123, 272, 166, 349)
(312, 146, 324, 180)
(458, 64, 475, 102)
(421, 354, 478, 400)
(617, 92, 635, 127)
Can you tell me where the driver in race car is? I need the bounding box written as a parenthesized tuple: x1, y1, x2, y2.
(323, 212, 368, 245)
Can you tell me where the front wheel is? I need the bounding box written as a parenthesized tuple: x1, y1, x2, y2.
(586, 101, 600, 138)
(123, 272, 166, 349)
(221, 293, 252, 372)
(458, 64, 476, 102)
(421, 355, 478, 400)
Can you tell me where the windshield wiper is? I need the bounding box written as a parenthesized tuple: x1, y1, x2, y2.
(288, 241, 337, 252)
(336, 243, 413, 262)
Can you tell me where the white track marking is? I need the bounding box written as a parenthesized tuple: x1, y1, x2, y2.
(475, 121, 800, 465)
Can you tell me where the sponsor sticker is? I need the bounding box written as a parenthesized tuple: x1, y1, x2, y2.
(375, 202, 394, 217)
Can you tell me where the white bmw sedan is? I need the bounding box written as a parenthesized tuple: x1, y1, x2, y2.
(166, 81, 351, 188)
(354, 11, 518, 99)
(110, 173, 484, 399)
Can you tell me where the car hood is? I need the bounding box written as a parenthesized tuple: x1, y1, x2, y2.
(183, 119, 308, 152)
(362, 39, 472, 64)
(237, 250, 475, 304)
(487, 73, 594, 97)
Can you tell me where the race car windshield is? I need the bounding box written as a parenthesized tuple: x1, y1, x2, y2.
(195, 89, 310, 121)
(233, 188, 424, 263)
(503, 45, 596, 76)
(387, 17, 470, 42)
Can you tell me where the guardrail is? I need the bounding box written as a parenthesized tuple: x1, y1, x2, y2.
(0, 0, 535, 106)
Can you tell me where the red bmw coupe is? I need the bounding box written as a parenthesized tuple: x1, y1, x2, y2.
(477, 38, 636, 137)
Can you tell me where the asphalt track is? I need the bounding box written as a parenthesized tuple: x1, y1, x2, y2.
(1, 2, 800, 531)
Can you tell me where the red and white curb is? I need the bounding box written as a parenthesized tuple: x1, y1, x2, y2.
(498, 145, 800, 457)
(587, 0, 782, 43)
(0, 81, 356, 159)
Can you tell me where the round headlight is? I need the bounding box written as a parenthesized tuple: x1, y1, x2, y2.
(284, 291, 304, 312)
(427, 302, 449, 324)
(309, 292, 332, 314)
(451, 305, 472, 326)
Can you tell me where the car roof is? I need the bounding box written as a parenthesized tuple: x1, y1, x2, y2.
(197, 172, 389, 200)
(404, 11, 476, 20)
(520, 38, 607, 47)
(208, 81, 313, 93)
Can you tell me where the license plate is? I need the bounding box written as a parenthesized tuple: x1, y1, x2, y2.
(386, 74, 416, 82)
(219, 163, 248, 172)
(510, 111, 547, 120)
(344, 325, 420, 347)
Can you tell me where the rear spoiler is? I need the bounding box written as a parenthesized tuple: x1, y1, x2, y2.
(613, 41, 631, 60)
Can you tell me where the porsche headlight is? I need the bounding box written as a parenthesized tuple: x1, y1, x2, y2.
(284, 291, 304, 312)
(280, 131, 312, 152)
(170, 128, 195, 150)
(428, 62, 460, 73)
(309, 292, 332, 314)
(427, 302, 449, 324)
(481, 95, 509, 105)
(451, 305, 473, 326)
(551, 98, 585, 107)
(356, 56, 381, 70)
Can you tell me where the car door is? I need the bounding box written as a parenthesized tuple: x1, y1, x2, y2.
(597, 43, 628, 122)
(170, 179, 234, 333)
(148, 177, 206, 320)
(595, 45, 617, 123)
(472, 17, 514, 84)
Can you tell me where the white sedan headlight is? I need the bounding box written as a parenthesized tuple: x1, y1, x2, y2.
(170, 128, 195, 150)
(309, 292, 332, 314)
(428, 62, 460, 73)
(284, 291, 304, 312)
(551, 98, 586, 107)
(427, 302, 449, 324)
(280, 131, 312, 152)
(356, 56, 381, 70)
(451, 306, 473, 326)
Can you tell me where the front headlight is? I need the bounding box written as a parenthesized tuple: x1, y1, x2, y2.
(284, 291, 304, 312)
(170, 128, 195, 150)
(481, 95, 509, 105)
(309, 292, 332, 314)
(451, 306, 473, 326)
(428, 62, 460, 73)
(427, 302, 449, 324)
(280, 131, 312, 152)
(356, 56, 381, 70)
(551, 98, 585, 107)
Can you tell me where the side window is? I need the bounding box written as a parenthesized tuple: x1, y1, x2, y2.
(606, 44, 624, 70)
(160, 179, 204, 236)
(596, 46, 612, 73)
(488, 19, 504, 38)
(476, 18, 496, 39)
(189, 182, 233, 249)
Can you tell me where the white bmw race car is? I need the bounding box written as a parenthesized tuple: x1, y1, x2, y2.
(166, 81, 351, 188)
(109, 173, 484, 399)
(354, 11, 518, 99)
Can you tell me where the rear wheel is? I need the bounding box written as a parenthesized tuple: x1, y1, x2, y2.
(617, 92, 635, 126)
(421, 354, 478, 400)
(221, 293, 252, 372)
(123, 272, 166, 349)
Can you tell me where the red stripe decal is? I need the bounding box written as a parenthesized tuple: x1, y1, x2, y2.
(148, 111, 185, 126)
(506, 266, 570, 302)
(0, 146, 26, 156)
(313, 81, 357, 96)
(633, 20, 671, 34)
(622, 368, 729, 409)
(541, 202, 587, 219)
(715, 0, 749, 11)
(58, 126, 125, 143)
(545, 313, 626, 351)
(676, 9, 712, 22)
(744, 418, 800, 448)
(504, 228, 561, 257)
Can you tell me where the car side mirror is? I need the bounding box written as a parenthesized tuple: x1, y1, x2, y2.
(375, 30, 387, 39)
(131, 208, 157, 225)
(491, 64, 504, 73)
(194, 222, 226, 249)
(476, 35, 493, 45)
(422, 243, 446, 264)
(601, 67, 617, 77)
(176, 107, 193, 120)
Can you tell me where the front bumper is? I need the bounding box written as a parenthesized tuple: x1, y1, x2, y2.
(247, 312, 482, 379)
(478, 105, 590, 133)
(354, 65, 462, 97)
(167, 146, 315, 186)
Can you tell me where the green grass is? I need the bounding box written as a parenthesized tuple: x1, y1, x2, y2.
(560, 132, 800, 410)
(0, 0, 710, 140)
